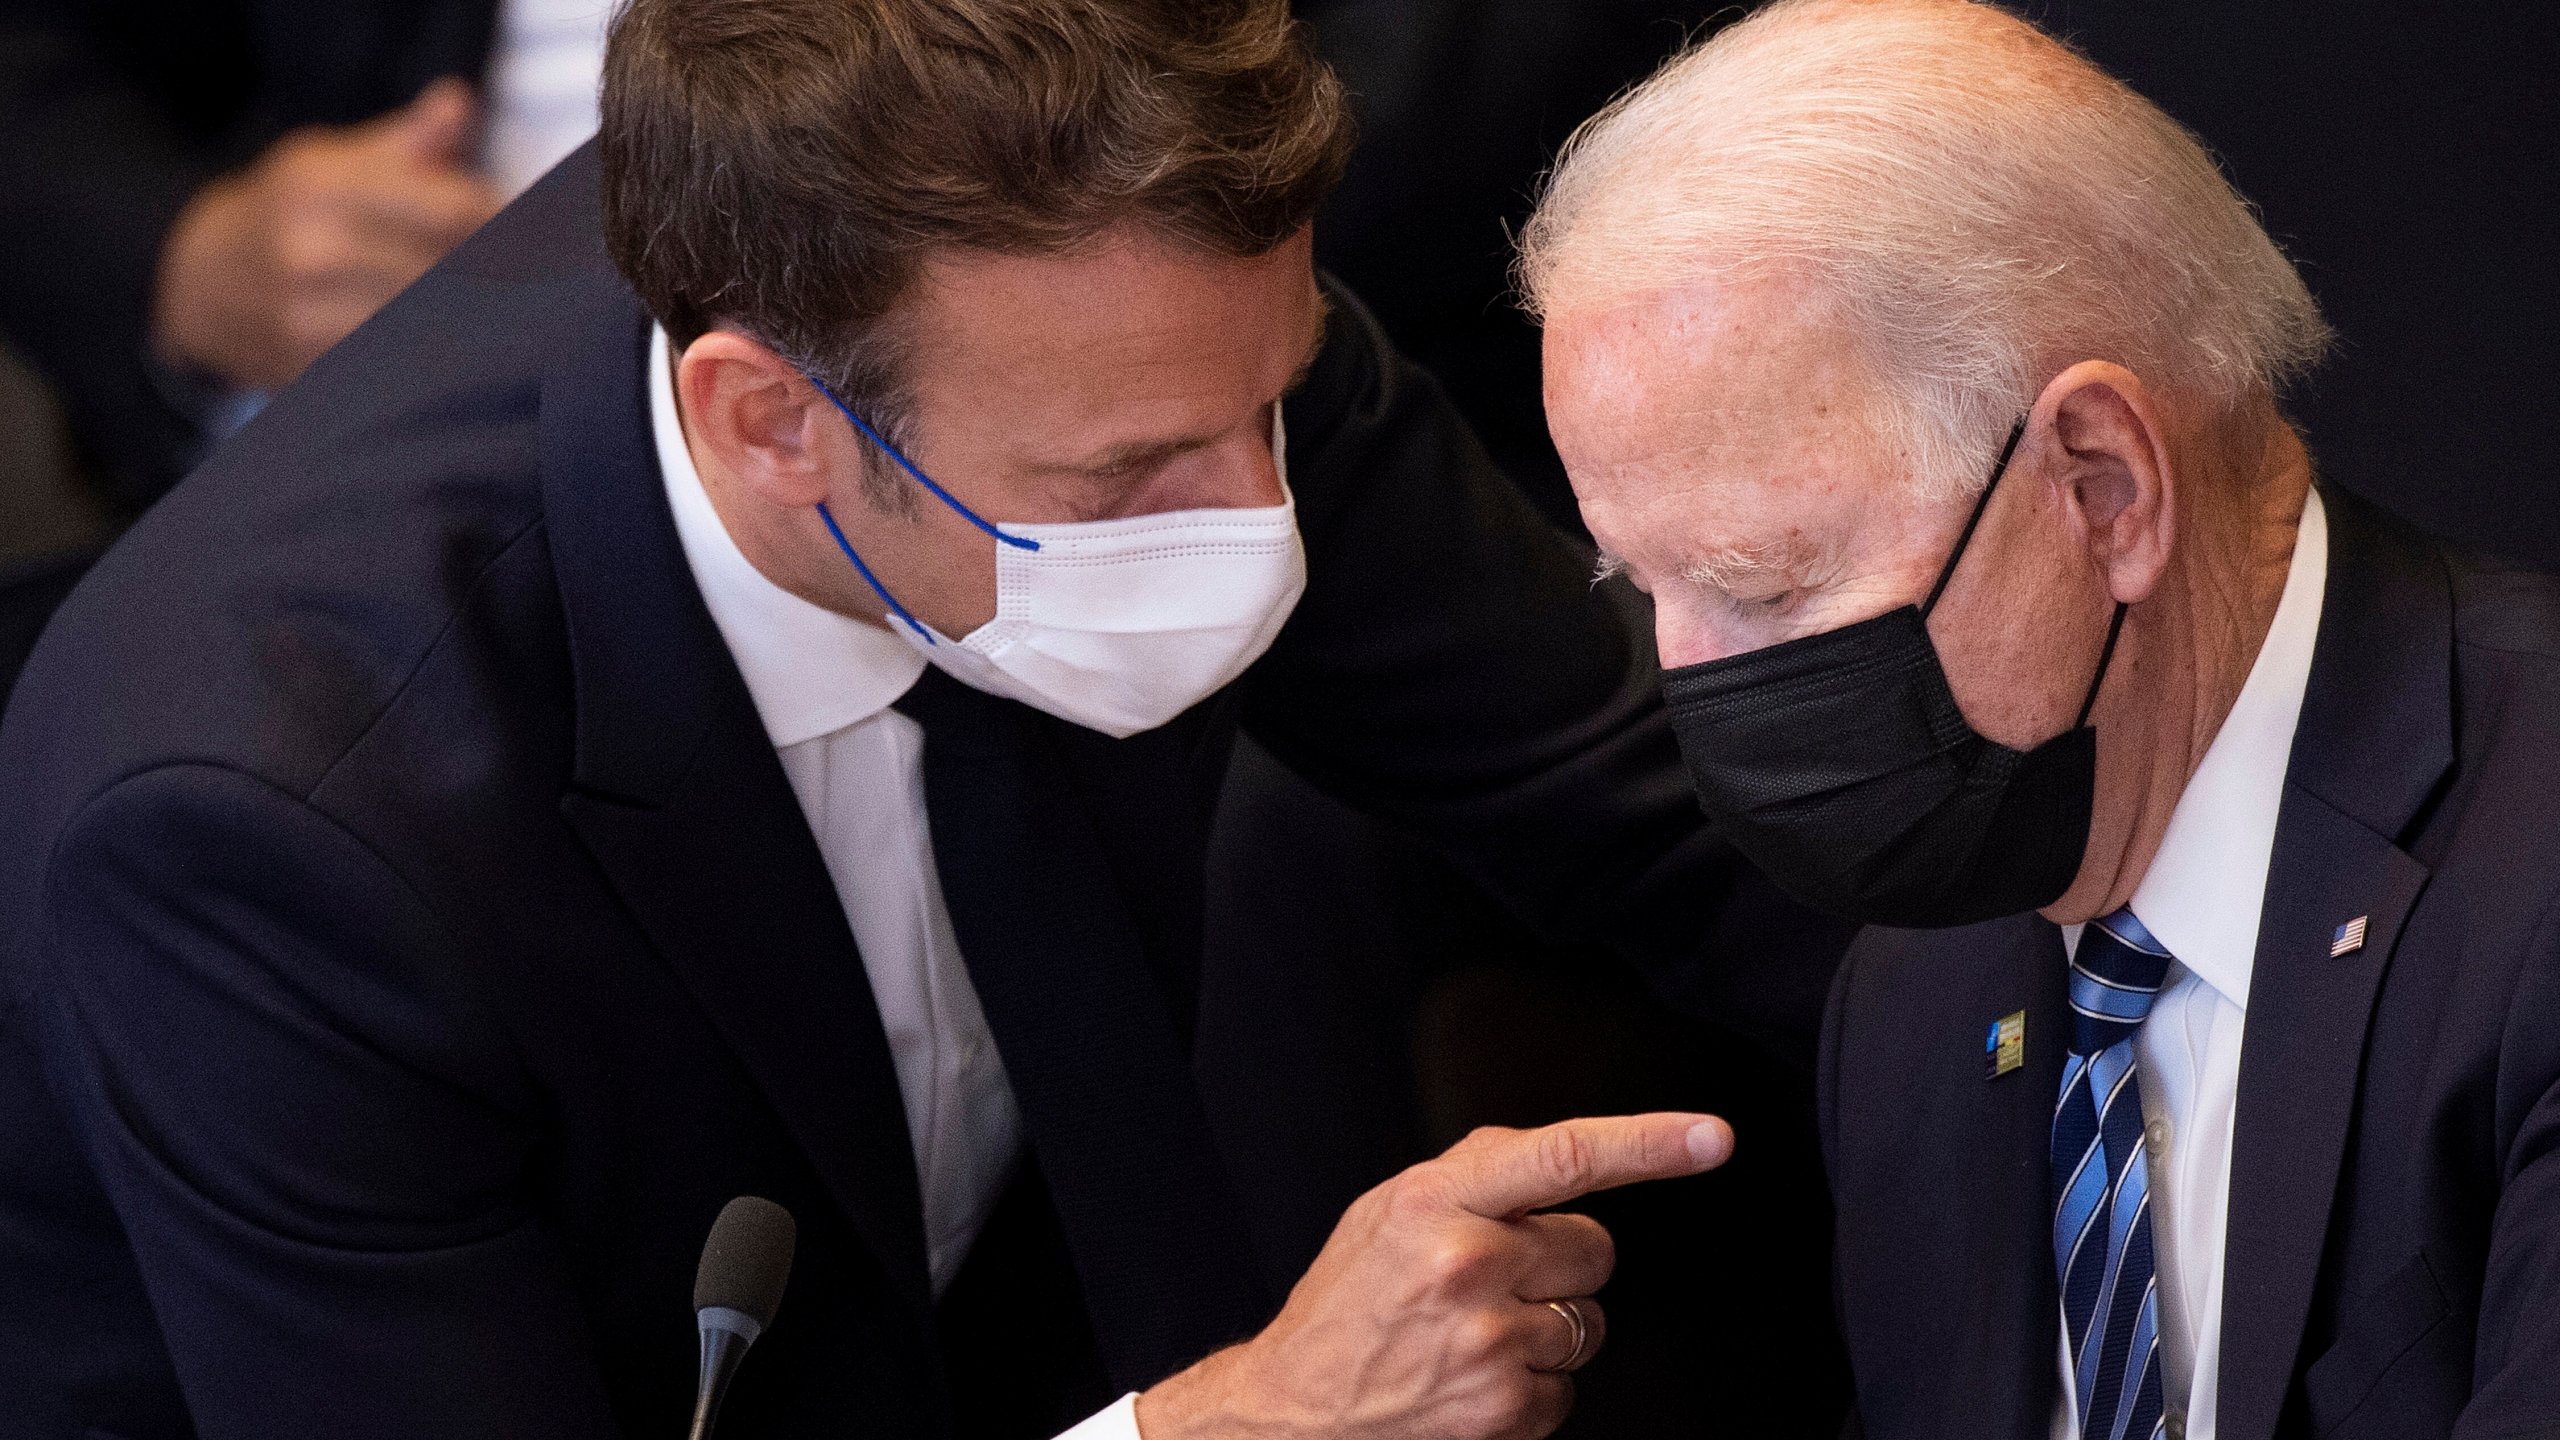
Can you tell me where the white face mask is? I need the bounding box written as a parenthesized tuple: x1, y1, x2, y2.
(806, 379, 1306, 738)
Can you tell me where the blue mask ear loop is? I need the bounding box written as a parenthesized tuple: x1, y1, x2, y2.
(815, 500, 936, 645)
(799, 371, 1042, 646)
(800, 372, 1042, 550)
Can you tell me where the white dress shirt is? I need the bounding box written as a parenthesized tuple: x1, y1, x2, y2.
(2051, 489, 2329, 1440)
(651, 326, 1020, 1293)
(650, 329, 1142, 1440)
(481, 0, 611, 197)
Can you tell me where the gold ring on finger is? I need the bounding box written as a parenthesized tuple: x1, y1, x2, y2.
(1530, 1297, 1595, 1374)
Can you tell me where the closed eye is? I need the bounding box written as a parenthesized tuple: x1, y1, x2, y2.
(1086, 454, 1160, 483)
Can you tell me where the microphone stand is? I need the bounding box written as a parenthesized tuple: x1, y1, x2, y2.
(688, 1304, 765, 1440)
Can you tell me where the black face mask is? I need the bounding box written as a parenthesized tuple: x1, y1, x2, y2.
(1660, 421, 2126, 928)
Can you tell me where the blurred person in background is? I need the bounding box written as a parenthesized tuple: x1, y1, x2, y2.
(0, 0, 612, 509)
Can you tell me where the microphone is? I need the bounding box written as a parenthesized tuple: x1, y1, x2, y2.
(688, 1195, 797, 1440)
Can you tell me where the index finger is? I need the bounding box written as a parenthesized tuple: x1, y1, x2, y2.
(1434, 1113, 1735, 1220)
(337, 169, 504, 247)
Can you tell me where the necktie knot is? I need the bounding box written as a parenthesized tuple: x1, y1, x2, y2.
(2067, 908, 2173, 1059)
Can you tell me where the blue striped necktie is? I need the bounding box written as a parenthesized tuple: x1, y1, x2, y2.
(2053, 908, 2172, 1440)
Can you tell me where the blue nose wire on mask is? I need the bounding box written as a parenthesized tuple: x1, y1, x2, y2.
(802, 371, 1038, 646)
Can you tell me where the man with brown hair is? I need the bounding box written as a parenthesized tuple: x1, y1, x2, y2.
(0, 2, 1832, 1438)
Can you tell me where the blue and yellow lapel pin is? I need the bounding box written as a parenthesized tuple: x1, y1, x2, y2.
(1985, 1010, 2026, 1079)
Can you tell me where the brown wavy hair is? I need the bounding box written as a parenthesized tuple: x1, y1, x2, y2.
(602, 0, 1352, 458)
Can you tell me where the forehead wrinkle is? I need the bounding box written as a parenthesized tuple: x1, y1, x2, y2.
(1016, 287, 1321, 478)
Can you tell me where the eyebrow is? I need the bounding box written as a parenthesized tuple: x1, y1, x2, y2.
(1678, 532, 1830, 593)
(1596, 534, 1829, 592)
(1069, 433, 1216, 478)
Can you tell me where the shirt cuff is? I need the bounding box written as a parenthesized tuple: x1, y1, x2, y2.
(1053, 1391, 1143, 1440)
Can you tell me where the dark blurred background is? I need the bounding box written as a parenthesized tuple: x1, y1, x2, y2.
(2, 1, 2552, 1434)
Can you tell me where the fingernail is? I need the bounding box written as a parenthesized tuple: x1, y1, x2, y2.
(1686, 1119, 1732, 1167)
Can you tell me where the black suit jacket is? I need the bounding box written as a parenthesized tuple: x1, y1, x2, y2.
(1821, 487, 2560, 1438)
(0, 147, 1798, 1439)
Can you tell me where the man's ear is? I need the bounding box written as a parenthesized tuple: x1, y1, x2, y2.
(674, 330, 840, 510)
(2031, 360, 2176, 606)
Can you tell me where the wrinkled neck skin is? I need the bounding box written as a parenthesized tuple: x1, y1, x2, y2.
(2042, 402, 2314, 926)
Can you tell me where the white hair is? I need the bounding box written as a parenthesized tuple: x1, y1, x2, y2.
(1517, 0, 2333, 499)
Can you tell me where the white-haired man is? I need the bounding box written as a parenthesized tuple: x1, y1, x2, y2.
(1522, 1, 2560, 1437)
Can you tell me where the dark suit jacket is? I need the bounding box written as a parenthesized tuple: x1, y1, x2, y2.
(0, 146, 1799, 1439)
(1821, 487, 2560, 1438)
(0, 0, 499, 505)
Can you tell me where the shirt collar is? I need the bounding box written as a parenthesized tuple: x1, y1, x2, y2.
(2116, 487, 2330, 1012)
(650, 325, 925, 749)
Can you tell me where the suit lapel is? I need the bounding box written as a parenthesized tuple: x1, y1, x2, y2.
(557, 741, 937, 1321)
(2214, 485, 2452, 1439)
(897, 669, 1272, 1390)
(2215, 796, 2425, 1440)
(1967, 919, 2072, 1440)
(538, 278, 933, 1319)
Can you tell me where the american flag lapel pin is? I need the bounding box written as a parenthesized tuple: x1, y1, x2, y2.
(2331, 915, 2370, 957)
